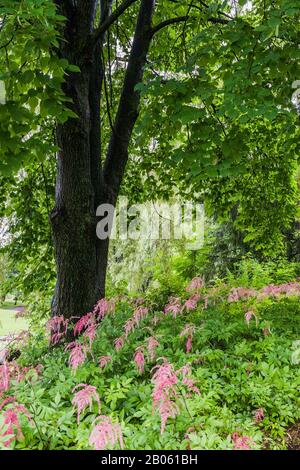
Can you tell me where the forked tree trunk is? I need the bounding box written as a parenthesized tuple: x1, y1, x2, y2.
(51, 0, 155, 319)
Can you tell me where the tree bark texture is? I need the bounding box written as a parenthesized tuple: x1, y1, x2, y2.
(51, 0, 155, 318)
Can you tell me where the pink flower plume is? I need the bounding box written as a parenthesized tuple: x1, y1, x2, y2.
(99, 355, 112, 369)
(72, 384, 101, 424)
(134, 348, 145, 374)
(89, 416, 123, 450)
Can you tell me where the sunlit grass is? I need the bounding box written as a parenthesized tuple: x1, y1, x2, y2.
(0, 307, 28, 336)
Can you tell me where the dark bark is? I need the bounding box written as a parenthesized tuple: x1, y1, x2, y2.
(51, 1, 99, 318)
(51, 0, 156, 318)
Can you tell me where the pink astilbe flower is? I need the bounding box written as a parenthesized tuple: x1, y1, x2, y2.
(93, 298, 115, 321)
(180, 325, 195, 354)
(15, 364, 43, 384)
(228, 282, 300, 304)
(245, 309, 257, 326)
(260, 282, 300, 299)
(74, 312, 95, 336)
(114, 336, 125, 352)
(0, 396, 15, 410)
(164, 297, 182, 317)
(159, 399, 179, 434)
(186, 336, 192, 354)
(0, 401, 32, 448)
(124, 317, 136, 337)
(72, 384, 101, 424)
(46, 315, 68, 333)
(0, 360, 39, 392)
(83, 322, 97, 350)
(146, 337, 160, 361)
(89, 415, 123, 450)
(50, 332, 65, 345)
(151, 360, 179, 433)
(184, 293, 201, 311)
(65, 341, 86, 371)
(204, 297, 209, 309)
(0, 361, 10, 393)
(99, 355, 112, 369)
(254, 408, 264, 423)
(47, 315, 68, 345)
(134, 348, 145, 374)
(180, 365, 200, 395)
(228, 287, 258, 303)
(186, 276, 204, 292)
(133, 306, 149, 324)
(152, 361, 178, 406)
(232, 432, 255, 450)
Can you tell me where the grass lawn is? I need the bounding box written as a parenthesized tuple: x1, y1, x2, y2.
(0, 307, 29, 336)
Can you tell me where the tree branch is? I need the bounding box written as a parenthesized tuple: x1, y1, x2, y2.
(103, 0, 155, 201)
(92, 0, 140, 45)
(167, 0, 232, 24)
(150, 16, 190, 37)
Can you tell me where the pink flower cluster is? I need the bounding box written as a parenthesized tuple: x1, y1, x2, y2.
(146, 337, 160, 361)
(179, 365, 200, 395)
(228, 287, 258, 303)
(89, 416, 123, 450)
(67, 297, 116, 371)
(0, 398, 32, 447)
(151, 360, 199, 433)
(244, 309, 258, 326)
(93, 298, 115, 321)
(254, 408, 264, 423)
(99, 355, 112, 370)
(114, 306, 149, 353)
(0, 361, 10, 394)
(186, 277, 204, 292)
(83, 323, 97, 350)
(180, 325, 195, 353)
(260, 282, 300, 298)
(134, 348, 145, 374)
(228, 282, 300, 304)
(164, 297, 182, 316)
(133, 336, 160, 373)
(65, 342, 87, 371)
(232, 432, 256, 450)
(72, 384, 101, 423)
(71, 384, 123, 450)
(152, 361, 179, 434)
(73, 312, 95, 336)
(184, 293, 201, 312)
(164, 292, 201, 317)
(114, 336, 125, 352)
(47, 315, 69, 345)
(0, 360, 42, 397)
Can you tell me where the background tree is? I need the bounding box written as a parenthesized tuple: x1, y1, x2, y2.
(0, 0, 299, 320)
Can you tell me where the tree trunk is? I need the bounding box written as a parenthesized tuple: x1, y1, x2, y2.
(51, 0, 155, 319)
(51, 0, 103, 318)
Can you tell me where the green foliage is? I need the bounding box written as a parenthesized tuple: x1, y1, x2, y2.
(227, 257, 300, 288)
(0, 157, 55, 326)
(0, 1, 75, 175)
(133, 0, 300, 255)
(2, 268, 300, 450)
